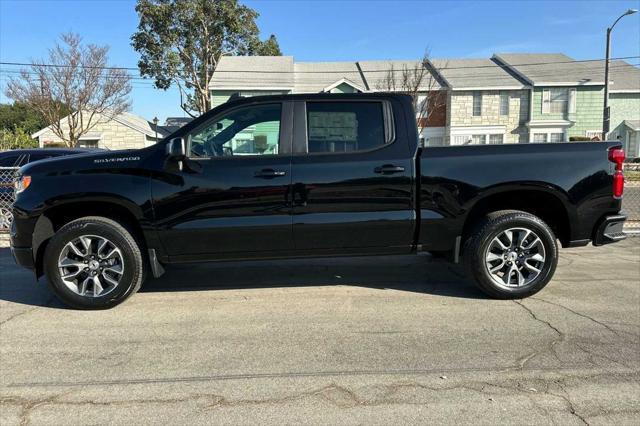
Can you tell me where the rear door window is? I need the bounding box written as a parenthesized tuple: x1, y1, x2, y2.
(306, 102, 387, 153)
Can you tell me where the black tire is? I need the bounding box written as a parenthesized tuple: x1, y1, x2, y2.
(44, 216, 145, 309)
(462, 210, 558, 299)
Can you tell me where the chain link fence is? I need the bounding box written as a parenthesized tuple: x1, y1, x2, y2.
(0, 167, 18, 233)
(623, 163, 640, 231)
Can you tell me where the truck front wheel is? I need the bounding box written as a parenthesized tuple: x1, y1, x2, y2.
(43, 216, 145, 309)
(463, 210, 558, 299)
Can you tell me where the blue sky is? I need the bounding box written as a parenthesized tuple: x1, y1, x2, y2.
(1, 0, 639, 122)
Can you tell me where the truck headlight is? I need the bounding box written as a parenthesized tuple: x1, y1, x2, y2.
(15, 175, 32, 194)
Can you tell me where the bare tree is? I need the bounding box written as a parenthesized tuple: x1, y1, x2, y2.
(5, 33, 132, 147)
(375, 51, 447, 142)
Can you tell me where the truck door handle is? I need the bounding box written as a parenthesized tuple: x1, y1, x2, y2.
(374, 164, 405, 174)
(254, 169, 287, 178)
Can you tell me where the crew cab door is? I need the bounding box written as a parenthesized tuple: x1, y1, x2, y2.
(290, 98, 415, 253)
(152, 101, 294, 260)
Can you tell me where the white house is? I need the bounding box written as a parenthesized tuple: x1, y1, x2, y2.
(32, 111, 170, 150)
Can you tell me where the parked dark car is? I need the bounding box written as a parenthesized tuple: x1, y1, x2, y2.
(10, 94, 627, 309)
(1, 148, 101, 229)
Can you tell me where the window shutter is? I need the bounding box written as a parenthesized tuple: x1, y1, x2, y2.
(542, 89, 550, 114)
(568, 88, 577, 113)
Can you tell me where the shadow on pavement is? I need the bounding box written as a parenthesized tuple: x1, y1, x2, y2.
(1, 247, 485, 309)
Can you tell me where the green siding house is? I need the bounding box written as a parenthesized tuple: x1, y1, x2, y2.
(608, 61, 640, 158)
(494, 54, 640, 151)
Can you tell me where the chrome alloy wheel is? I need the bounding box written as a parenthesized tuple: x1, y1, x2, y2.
(57, 235, 124, 297)
(484, 227, 546, 289)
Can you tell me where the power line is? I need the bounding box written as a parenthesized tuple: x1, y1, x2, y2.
(0, 55, 638, 74)
(2, 62, 636, 85)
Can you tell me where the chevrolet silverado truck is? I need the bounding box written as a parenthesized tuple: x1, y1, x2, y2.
(10, 93, 627, 309)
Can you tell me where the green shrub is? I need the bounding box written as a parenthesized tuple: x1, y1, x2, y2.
(569, 136, 593, 142)
(0, 127, 38, 150)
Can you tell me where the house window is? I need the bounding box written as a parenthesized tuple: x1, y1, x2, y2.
(499, 92, 509, 116)
(78, 139, 99, 148)
(427, 136, 444, 147)
(533, 133, 548, 143)
(471, 134, 486, 144)
(544, 88, 569, 114)
(489, 134, 504, 144)
(550, 133, 564, 143)
(453, 135, 469, 145)
(472, 92, 482, 116)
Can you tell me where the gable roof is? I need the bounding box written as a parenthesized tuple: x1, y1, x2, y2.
(32, 111, 169, 139)
(208, 56, 294, 90)
(429, 58, 525, 90)
(493, 53, 605, 86)
(293, 61, 366, 93)
(358, 60, 445, 91)
(209, 56, 446, 93)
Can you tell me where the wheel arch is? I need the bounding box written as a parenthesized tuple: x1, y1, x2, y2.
(33, 197, 147, 278)
(461, 185, 573, 248)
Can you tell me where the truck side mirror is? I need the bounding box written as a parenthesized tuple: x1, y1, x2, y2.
(166, 137, 186, 160)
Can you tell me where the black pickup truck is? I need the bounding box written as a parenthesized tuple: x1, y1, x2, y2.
(10, 93, 627, 309)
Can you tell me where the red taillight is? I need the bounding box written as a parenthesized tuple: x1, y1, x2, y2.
(613, 171, 624, 199)
(608, 148, 625, 199)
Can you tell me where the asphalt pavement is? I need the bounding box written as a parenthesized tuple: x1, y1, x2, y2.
(1, 239, 639, 425)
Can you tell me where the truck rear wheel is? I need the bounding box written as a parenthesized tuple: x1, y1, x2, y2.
(43, 216, 145, 309)
(463, 210, 558, 299)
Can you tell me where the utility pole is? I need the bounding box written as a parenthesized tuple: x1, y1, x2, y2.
(602, 9, 637, 139)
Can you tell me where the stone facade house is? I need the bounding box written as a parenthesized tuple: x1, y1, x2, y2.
(32, 111, 170, 150)
(429, 58, 529, 145)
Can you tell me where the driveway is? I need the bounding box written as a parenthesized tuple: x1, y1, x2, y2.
(1, 239, 639, 425)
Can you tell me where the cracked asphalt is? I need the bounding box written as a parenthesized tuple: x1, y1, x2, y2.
(1, 239, 639, 425)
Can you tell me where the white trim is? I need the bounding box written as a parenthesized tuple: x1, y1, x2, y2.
(207, 86, 293, 92)
(610, 89, 640, 93)
(31, 127, 50, 138)
(210, 86, 293, 91)
(529, 127, 567, 143)
(527, 120, 573, 128)
(568, 88, 577, 114)
(535, 81, 603, 86)
(321, 78, 366, 93)
(451, 85, 527, 91)
(449, 125, 507, 146)
(78, 133, 102, 140)
(450, 125, 506, 135)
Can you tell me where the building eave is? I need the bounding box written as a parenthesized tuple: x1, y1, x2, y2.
(451, 85, 528, 91)
(527, 120, 574, 128)
(533, 81, 604, 87)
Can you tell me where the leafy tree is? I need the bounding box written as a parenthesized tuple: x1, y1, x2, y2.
(132, 0, 282, 117)
(0, 101, 70, 135)
(5, 33, 131, 147)
(0, 127, 38, 151)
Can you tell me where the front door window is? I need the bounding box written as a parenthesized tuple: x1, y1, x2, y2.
(189, 103, 282, 157)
